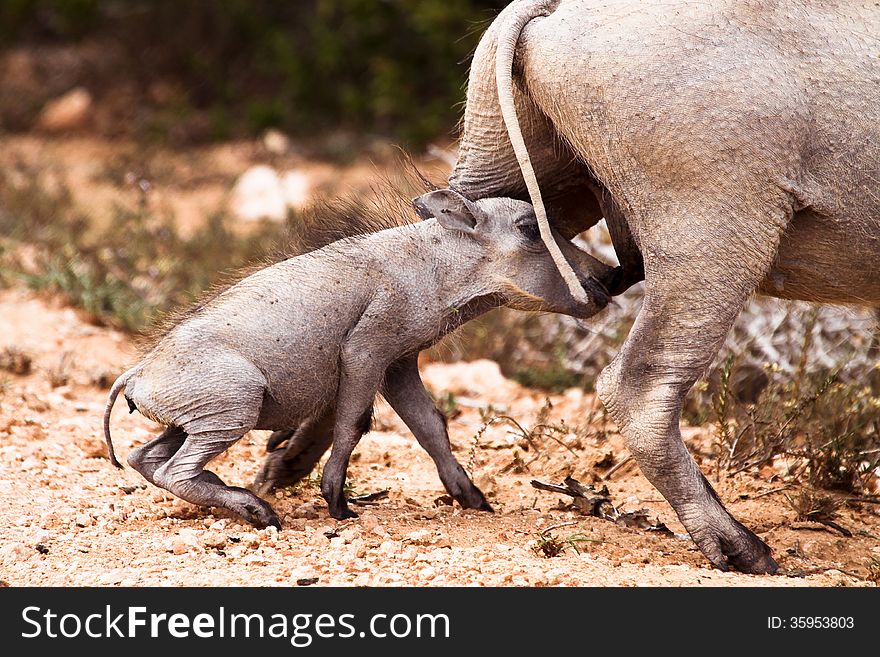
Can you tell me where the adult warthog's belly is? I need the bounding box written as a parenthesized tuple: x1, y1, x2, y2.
(760, 209, 880, 305)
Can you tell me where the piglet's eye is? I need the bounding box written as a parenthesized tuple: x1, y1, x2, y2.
(516, 222, 541, 241)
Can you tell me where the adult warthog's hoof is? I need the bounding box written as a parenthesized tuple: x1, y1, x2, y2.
(692, 519, 778, 575)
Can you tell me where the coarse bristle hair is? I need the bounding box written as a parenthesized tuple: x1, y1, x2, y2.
(138, 159, 439, 352)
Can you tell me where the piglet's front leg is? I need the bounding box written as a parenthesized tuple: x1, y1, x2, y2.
(382, 355, 491, 512)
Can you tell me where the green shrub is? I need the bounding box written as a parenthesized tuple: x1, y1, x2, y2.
(1, 0, 509, 148)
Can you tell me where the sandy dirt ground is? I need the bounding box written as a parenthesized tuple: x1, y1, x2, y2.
(0, 287, 877, 587)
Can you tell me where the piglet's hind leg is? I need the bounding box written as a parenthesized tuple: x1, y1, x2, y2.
(153, 430, 281, 529)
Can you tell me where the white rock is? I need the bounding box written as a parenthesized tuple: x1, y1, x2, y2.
(238, 532, 261, 548)
(292, 503, 319, 519)
(0, 542, 33, 563)
(262, 129, 290, 154)
(359, 513, 379, 532)
(281, 170, 310, 210)
(339, 528, 359, 544)
(421, 360, 518, 398)
(200, 530, 226, 549)
(230, 165, 287, 222)
(75, 513, 92, 528)
(290, 566, 318, 581)
(37, 87, 92, 132)
(351, 539, 367, 559)
(178, 528, 200, 546)
(405, 529, 433, 546)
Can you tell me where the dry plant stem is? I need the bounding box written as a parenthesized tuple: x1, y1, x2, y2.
(603, 454, 633, 480)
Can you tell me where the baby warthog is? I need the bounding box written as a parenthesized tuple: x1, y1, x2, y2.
(104, 189, 615, 527)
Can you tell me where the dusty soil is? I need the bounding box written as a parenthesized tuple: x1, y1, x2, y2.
(0, 287, 877, 587)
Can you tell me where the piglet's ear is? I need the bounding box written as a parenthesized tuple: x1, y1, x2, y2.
(411, 189, 485, 234)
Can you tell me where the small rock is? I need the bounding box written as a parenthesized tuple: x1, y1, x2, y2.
(339, 528, 359, 544)
(230, 165, 287, 222)
(238, 532, 260, 549)
(475, 474, 497, 497)
(434, 534, 452, 549)
(378, 540, 400, 555)
(178, 528, 201, 546)
(281, 170, 310, 210)
(329, 536, 345, 549)
(242, 554, 266, 566)
(170, 539, 188, 555)
(290, 566, 318, 581)
(292, 503, 319, 520)
(75, 514, 92, 528)
(262, 129, 290, 154)
(0, 542, 32, 563)
(37, 87, 92, 132)
(405, 529, 433, 546)
(360, 513, 379, 532)
(351, 539, 367, 559)
(200, 530, 226, 549)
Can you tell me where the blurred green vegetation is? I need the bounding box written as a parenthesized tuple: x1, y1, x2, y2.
(0, 0, 509, 147)
(0, 167, 282, 331)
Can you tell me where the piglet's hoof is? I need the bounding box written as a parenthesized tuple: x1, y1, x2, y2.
(228, 487, 282, 529)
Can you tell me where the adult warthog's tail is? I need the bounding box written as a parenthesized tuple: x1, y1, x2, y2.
(103, 366, 139, 469)
(494, 0, 589, 303)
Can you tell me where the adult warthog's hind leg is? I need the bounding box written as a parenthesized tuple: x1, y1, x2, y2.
(596, 197, 788, 574)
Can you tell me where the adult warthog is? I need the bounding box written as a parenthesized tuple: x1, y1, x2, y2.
(417, 0, 880, 573)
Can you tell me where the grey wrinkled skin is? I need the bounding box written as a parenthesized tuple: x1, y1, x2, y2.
(104, 191, 616, 525)
(425, 0, 880, 573)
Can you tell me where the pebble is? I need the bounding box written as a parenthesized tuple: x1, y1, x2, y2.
(170, 539, 188, 555)
(200, 530, 226, 549)
(405, 529, 433, 545)
(293, 503, 319, 520)
(0, 542, 33, 563)
(178, 528, 201, 546)
(37, 87, 93, 132)
(339, 528, 359, 544)
(435, 534, 452, 549)
(359, 513, 379, 532)
(75, 513, 92, 528)
(351, 539, 367, 559)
